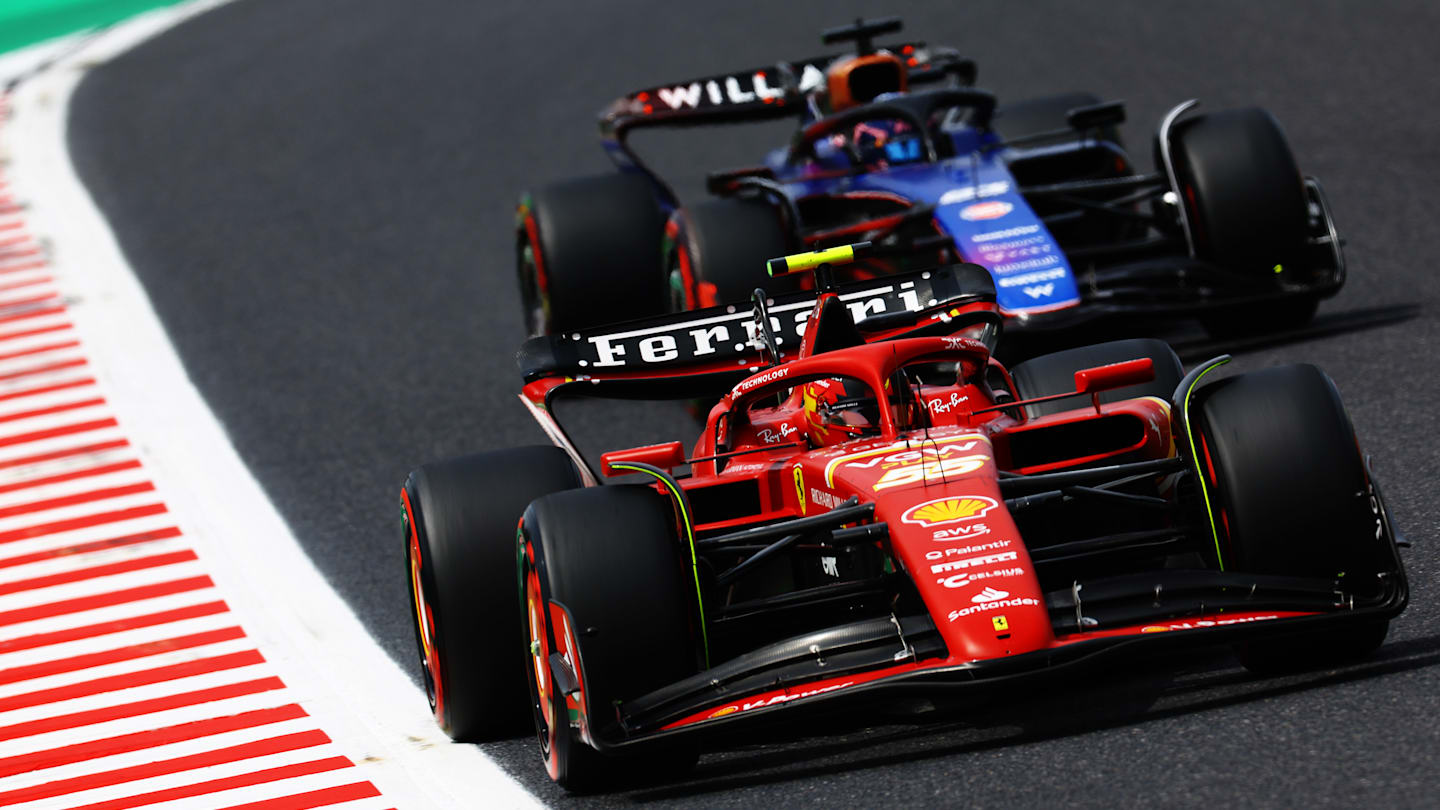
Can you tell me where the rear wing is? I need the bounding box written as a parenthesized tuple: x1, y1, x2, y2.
(516, 262, 996, 401)
(598, 43, 972, 138)
(598, 43, 974, 206)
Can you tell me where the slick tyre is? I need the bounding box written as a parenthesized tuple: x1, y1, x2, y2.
(1168, 108, 1317, 335)
(1008, 338, 1183, 419)
(402, 446, 582, 741)
(1193, 364, 1389, 672)
(668, 197, 794, 310)
(517, 174, 666, 336)
(520, 485, 699, 790)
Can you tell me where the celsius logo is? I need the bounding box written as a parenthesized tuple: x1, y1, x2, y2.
(971, 587, 1009, 603)
(960, 201, 1013, 221)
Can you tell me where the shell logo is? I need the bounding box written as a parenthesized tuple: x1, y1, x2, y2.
(901, 496, 999, 527)
(709, 705, 739, 719)
(1140, 626, 1172, 633)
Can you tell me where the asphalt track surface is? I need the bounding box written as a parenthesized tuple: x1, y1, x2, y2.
(66, 1, 1440, 806)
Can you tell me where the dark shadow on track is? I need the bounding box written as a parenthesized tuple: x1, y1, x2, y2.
(997, 302, 1421, 367)
(623, 632, 1440, 801)
(1172, 302, 1422, 363)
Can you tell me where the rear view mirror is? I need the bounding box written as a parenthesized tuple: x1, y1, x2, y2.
(1074, 358, 1154, 413)
(601, 441, 687, 477)
(1075, 358, 1154, 393)
(1067, 101, 1126, 133)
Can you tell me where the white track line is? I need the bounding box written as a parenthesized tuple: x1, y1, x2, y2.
(1, 4, 542, 809)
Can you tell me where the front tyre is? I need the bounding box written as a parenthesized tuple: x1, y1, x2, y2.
(1168, 108, 1318, 336)
(402, 446, 581, 741)
(517, 174, 666, 336)
(520, 485, 699, 790)
(1193, 364, 1389, 672)
(667, 197, 794, 311)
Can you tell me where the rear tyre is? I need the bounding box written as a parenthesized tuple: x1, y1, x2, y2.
(1008, 338, 1183, 419)
(517, 174, 666, 336)
(1193, 364, 1389, 672)
(1168, 108, 1317, 336)
(402, 446, 582, 741)
(668, 197, 794, 310)
(520, 485, 699, 790)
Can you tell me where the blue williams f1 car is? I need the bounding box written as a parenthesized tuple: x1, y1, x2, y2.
(516, 17, 1344, 341)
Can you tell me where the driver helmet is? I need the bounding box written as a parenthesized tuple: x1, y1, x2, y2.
(825, 51, 908, 112)
(848, 116, 920, 166)
(801, 377, 880, 447)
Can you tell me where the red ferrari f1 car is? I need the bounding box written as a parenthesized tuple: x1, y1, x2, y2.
(404, 244, 1405, 790)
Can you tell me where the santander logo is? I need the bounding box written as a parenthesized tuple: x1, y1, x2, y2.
(971, 586, 1009, 603)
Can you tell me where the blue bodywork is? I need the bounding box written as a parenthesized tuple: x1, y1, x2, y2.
(761, 124, 1081, 316)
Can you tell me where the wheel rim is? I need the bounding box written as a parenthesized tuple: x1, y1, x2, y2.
(517, 241, 549, 337)
(526, 565, 553, 745)
(667, 236, 701, 312)
(666, 257, 687, 313)
(516, 205, 552, 337)
(523, 546, 565, 778)
(401, 493, 444, 718)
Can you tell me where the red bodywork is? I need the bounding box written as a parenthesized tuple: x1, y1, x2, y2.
(516, 285, 1317, 739)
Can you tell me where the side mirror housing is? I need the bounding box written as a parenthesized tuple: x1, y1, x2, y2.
(601, 441, 687, 477)
(1067, 101, 1126, 134)
(1074, 358, 1155, 413)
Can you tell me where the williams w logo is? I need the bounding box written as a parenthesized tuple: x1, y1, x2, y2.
(1022, 284, 1055, 298)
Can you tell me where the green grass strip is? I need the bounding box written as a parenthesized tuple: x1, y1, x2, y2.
(0, 0, 186, 56)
